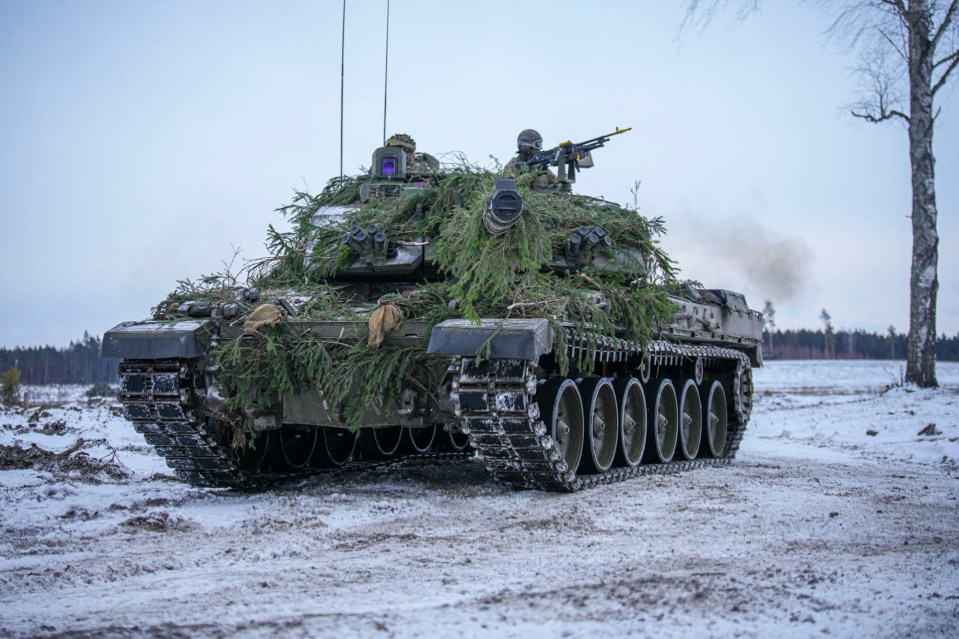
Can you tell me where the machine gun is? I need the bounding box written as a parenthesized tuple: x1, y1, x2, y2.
(515, 127, 631, 190)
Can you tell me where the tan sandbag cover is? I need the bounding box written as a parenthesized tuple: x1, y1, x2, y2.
(368, 304, 404, 347)
(243, 304, 286, 333)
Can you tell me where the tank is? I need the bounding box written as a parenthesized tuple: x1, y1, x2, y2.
(102, 131, 763, 491)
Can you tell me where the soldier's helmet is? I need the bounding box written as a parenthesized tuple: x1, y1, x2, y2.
(517, 129, 543, 154)
(386, 133, 416, 152)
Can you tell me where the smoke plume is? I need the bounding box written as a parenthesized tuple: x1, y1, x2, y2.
(675, 217, 812, 302)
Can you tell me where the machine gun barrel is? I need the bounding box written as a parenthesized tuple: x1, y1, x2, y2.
(519, 127, 632, 170)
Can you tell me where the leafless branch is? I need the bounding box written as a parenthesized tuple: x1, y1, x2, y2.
(931, 0, 958, 51)
(879, 0, 907, 16)
(826, 1, 907, 50)
(851, 107, 910, 122)
(932, 48, 959, 94)
(680, 0, 759, 36)
(878, 26, 908, 60)
(933, 48, 959, 69)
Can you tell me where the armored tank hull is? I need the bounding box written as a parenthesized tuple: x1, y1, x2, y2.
(102, 134, 762, 491)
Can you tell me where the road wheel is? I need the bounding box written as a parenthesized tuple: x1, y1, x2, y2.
(436, 428, 472, 453)
(312, 427, 357, 467)
(644, 379, 678, 463)
(276, 425, 318, 469)
(613, 378, 646, 467)
(678, 379, 702, 460)
(701, 380, 728, 457)
(405, 425, 437, 454)
(234, 428, 271, 472)
(578, 377, 618, 474)
(359, 425, 404, 460)
(538, 379, 585, 473)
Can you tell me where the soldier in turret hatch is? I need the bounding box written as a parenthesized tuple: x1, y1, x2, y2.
(509, 129, 557, 190)
(385, 133, 439, 175)
(514, 129, 543, 163)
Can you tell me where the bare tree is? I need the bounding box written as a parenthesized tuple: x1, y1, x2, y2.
(685, 1, 958, 387)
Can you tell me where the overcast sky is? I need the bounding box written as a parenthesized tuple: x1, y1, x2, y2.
(0, 0, 956, 348)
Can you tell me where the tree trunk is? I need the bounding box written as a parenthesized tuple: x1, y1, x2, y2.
(905, 1, 939, 388)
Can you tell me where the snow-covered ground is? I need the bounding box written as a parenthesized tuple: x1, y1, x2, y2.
(18, 384, 94, 407)
(1, 360, 957, 638)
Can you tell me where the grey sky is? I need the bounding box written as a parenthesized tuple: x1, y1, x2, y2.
(0, 0, 955, 348)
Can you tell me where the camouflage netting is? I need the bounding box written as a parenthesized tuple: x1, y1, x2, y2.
(151, 165, 681, 428)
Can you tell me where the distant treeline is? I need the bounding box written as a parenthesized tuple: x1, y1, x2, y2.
(765, 329, 959, 361)
(0, 332, 119, 385)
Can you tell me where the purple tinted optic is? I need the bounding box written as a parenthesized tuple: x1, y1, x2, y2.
(382, 157, 396, 175)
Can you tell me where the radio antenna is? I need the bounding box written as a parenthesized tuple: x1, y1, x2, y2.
(339, 0, 346, 178)
(382, 0, 390, 144)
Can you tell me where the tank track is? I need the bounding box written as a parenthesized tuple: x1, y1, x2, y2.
(451, 330, 753, 492)
(117, 359, 254, 486)
(117, 360, 468, 488)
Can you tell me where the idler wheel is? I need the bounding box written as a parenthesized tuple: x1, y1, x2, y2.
(405, 425, 437, 454)
(538, 379, 584, 473)
(677, 379, 703, 460)
(701, 380, 728, 457)
(359, 426, 404, 460)
(613, 378, 646, 468)
(276, 425, 318, 470)
(644, 379, 679, 464)
(312, 427, 357, 467)
(577, 377, 619, 474)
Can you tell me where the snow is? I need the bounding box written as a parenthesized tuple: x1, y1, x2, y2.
(19, 384, 92, 407)
(1, 360, 958, 638)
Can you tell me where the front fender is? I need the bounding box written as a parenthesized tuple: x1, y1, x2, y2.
(427, 318, 553, 360)
(101, 320, 213, 360)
